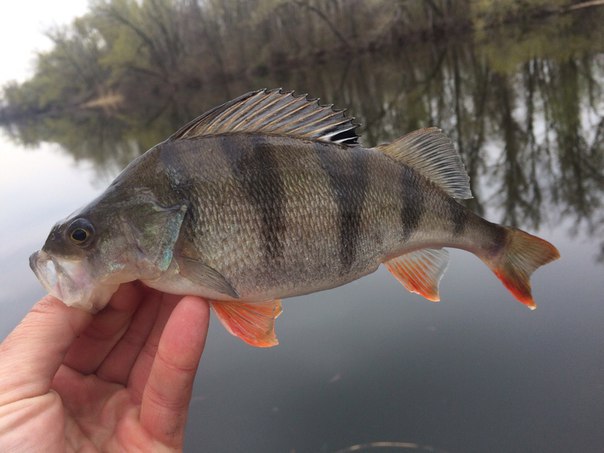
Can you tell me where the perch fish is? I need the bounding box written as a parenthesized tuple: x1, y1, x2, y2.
(30, 89, 560, 347)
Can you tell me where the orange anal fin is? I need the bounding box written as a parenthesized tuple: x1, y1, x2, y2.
(384, 248, 449, 302)
(210, 299, 282, 348)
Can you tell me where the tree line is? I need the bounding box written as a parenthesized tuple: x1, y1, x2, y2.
(0, 0, 587, 121)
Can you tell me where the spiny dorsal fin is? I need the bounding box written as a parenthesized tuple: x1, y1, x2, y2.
(376, 128, 472, 199)
(169, 88, 359, 145)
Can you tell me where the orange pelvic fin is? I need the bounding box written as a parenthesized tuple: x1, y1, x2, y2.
(484, 227, 560, 309)
(384, 248, 449, 302)
(210, 299, 283, 347)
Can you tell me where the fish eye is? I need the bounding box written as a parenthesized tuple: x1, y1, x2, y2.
(71, 228, 88, 242)
(68, 219, 95, 246)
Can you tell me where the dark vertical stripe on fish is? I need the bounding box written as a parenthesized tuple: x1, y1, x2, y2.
(158, 142, 204, 246)
(447, 198, 468, 236)
(315, 143, 368, 274)
(400, 166, 424, 242)
(224, 135, 286, 263)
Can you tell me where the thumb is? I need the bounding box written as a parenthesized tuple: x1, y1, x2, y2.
(0, 295, 92, 406)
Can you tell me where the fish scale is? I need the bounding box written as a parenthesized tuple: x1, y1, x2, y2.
(30, 89, 560, 348)
(157, 134, 480, 298)
(167, 135, 378, 297)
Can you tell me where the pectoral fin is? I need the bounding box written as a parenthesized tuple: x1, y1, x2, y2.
(211, 299, 283, 348)
(177, 257, 239, 299)
(384, 248, 449, 301)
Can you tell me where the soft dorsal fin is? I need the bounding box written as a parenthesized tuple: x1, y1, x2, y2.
(169, 88, 359, 145)
(376, 128, 472, 199)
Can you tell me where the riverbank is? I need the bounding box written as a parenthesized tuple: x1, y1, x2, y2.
(1, 0, 603, 123)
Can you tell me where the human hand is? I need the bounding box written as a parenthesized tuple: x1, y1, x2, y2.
(0, 282, 210, 452)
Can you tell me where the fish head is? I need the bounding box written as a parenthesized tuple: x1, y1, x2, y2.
(29, 200, 133, 312)
(30, 189, 188, 313)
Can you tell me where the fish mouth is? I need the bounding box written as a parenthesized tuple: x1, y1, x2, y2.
(30, 250, 60, 297)
(30, 249, 74, 302)
(29, 249, 119, 313)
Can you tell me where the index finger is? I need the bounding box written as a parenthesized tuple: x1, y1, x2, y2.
(139, 295, 210, 448)
(0, 296, 91, 406)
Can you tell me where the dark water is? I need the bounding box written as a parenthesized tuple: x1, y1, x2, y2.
(1, 13, 603, 453)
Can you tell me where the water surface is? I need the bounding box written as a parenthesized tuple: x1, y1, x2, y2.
(1, 13, 603, 453)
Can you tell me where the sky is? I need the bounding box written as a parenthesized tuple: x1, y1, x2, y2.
(0, 0, 88, 85)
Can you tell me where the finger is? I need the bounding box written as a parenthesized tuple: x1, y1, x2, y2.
(140, 296, 209, 448)
(127, 292, 182, 402)
(0, 296, 91, 406)
(63, 282, 144, 374)
(96, 289, 162, 385)
(52, 363, 122, 417)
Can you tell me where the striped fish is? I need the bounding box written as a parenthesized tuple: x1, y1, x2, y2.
(30, 89, 560, 347)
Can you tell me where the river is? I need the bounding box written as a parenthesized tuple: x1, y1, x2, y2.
(1, 12, 603, 453)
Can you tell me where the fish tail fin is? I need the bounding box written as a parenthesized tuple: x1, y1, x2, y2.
(483, 227, 559, 309)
